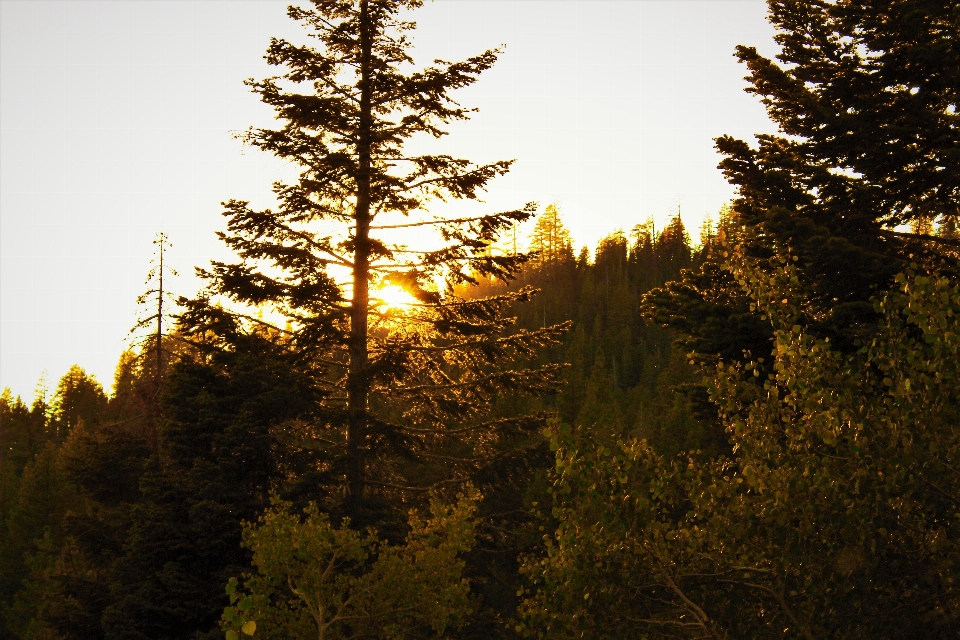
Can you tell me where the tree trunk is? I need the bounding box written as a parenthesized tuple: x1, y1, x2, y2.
(156, 234, 164, 390)
(346, 0, 372, 509)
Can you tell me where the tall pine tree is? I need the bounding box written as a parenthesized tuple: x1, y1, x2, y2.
(179, 0, 566, 526)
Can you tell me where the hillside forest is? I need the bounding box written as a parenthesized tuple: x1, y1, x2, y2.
(2, 1, 960, 638)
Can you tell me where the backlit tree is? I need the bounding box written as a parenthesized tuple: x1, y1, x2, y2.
(179, 0, 566, 525)
(645, 0, 960, 364)
(528, 204, 573, 266)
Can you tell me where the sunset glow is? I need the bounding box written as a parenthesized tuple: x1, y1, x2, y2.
(374, 284, 418, 313)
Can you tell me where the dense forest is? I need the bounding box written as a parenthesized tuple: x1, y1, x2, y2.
(2, 0, 959, 638)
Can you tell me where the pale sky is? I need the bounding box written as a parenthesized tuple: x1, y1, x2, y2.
(0, 0, 779, 400)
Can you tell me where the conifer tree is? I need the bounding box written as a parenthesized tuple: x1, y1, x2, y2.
(50, 365, 106, 443)
(528, 204, 573, 266)
(109, 233, 190, 450)
(652, 211, 693, 282)
(645, 0, 960, 363)
(0, 389, 45, 474)
(101, 334, 319, 640)
(130, 232, 180, 392)
(730, 0, 959, 229)
(31, 371, 52, 440)
(179, 0, 566, 524)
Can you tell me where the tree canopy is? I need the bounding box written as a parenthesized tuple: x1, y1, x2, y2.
(646, 0, 960, 366)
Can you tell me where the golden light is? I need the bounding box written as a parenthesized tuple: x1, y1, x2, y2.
(374, 284, 418, 313)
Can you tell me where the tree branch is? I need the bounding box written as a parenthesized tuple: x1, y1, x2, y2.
(879, 229, 960, 247)
(367, 214, 506, 230)
(716, 579, 814, 640)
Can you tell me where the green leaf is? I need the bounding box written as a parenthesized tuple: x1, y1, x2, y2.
(226, 631, 239, 640)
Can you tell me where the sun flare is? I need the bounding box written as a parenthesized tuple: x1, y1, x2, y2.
(374, 284, 417, 312)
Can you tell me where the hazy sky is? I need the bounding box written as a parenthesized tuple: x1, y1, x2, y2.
(0, 0, 779, 400)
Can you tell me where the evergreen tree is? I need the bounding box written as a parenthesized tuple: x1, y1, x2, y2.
(30, 372, 52, 444)
(645, 0, 960, 365)
(129, 232, 180, 392)
(118, 232, 187, 448)
(654, 211, 692, 279)
(0, 383, 58, 639)
(528, 204, 573, 266)
(1, 367, 125, 640)
(0, 389, 45, 476)
(50, 366, 107, 443)
(179, 0, 566, 527)
(734, 0, 959, 229)
(101, 329, 320, 640)
(104, 350, 155, 446)
(0, 446, 80, 639)
(474, 215, 713, 456)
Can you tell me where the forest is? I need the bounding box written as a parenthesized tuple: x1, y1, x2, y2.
(1, 0, 959, 638)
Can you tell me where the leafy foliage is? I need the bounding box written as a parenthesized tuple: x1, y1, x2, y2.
(523, 256, 960, 638)
(224, 487, 480, 639)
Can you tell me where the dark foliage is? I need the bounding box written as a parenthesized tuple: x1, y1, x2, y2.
(646, 0, 960, 369)
(177, 0, 566, 536)
(102, 332, 320, 640)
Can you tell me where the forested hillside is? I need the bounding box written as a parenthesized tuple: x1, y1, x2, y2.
(0, 208, 710, 639)
(478, 209, 725, 457)
(2, 0, 959, 638)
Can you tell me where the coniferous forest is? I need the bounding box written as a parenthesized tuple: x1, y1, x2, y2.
(2, 1, 959, 638)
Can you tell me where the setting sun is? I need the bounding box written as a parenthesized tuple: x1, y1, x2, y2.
(374, 284, 418, 312)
